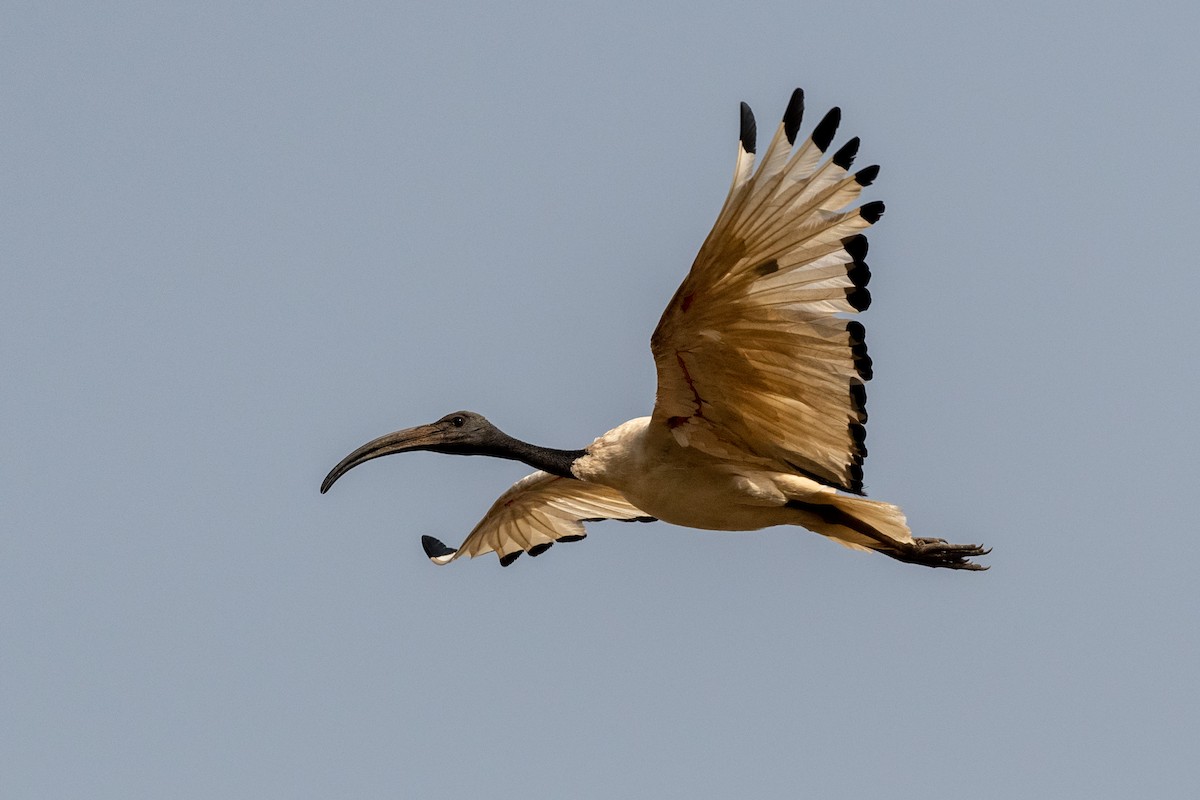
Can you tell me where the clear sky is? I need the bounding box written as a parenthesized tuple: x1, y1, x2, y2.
(4, 2, 1199, 797)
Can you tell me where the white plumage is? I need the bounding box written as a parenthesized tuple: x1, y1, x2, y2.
(322, 88, 989, 571)
(423, 471, 652, 565)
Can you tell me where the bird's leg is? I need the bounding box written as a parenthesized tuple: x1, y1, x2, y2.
(883, 538, 991, 571)
(783, 499, 990, 570)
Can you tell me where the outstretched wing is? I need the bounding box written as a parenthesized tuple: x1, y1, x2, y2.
(420, 472, 655, 566)
(651, 88, 880, 495)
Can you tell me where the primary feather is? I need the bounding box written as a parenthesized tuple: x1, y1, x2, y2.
(651, 89, 880, 494)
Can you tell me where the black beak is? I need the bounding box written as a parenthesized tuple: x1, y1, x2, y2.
(320, 423, 444, 494)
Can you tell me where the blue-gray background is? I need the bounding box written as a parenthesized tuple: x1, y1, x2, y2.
(5, 2, 1197, 797)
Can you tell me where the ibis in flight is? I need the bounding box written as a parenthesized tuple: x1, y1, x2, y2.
(321, 88, 990, 571)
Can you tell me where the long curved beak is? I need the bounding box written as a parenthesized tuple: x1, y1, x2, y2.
(320, 424, 443, 494)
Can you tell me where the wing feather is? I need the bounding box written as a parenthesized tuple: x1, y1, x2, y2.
(651, 89, 881, 494)
(423, 472, 654, 566)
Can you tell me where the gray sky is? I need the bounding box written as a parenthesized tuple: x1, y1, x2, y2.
(4, 1, 1199, 797)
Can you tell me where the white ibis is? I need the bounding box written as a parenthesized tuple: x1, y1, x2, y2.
(322, 88, 989, 571)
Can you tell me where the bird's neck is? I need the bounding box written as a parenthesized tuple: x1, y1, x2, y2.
(489, 434, 586, 479)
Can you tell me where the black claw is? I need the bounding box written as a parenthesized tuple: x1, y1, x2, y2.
(894, 538, 991, 570)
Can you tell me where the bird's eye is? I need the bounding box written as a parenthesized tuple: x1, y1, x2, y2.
(451, 416, 465, 427)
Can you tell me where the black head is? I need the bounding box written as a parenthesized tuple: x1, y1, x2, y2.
(428, 410, 499, 450)
(320, 410, 508, 493)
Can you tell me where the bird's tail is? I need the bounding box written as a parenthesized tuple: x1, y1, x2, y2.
(787, 490, 991, 569)
(787, 493, 914, 554)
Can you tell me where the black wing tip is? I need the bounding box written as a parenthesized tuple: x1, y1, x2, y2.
(558, 533, 587, 543)
(499, 551, 522, 567)
(832, 136, 860, 170)
(739, 101, 757, 155)
(528, 542, 553, 557)
(421, 535, 457, 560)
(850, 381, 868, 423)
(848, 260, 871, 288)
(843, 233, 869, 262)
(855, 164, 880, 187)
(856, 353, 874, 381)
(860, 200, 886, 224)
(847, 320, 873, 381)
(812, 107, 841, 152)
(848, 463, 865, 494)
(783, 88, 805, 145)
(845, 286, 872, 312)
(849, 421, 867, 453)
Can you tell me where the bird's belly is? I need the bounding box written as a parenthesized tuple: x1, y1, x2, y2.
(618, 466, 797, 531)
(573, 417, 808, 531)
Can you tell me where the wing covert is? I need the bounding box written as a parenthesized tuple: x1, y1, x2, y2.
(421, 472, 654, 566)
(651, 88, 881, 494)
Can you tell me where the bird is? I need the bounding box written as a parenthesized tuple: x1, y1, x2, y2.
(321, 87, 989, 571)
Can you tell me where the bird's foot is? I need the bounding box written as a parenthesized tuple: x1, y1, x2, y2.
(889, 537, 991, 571)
